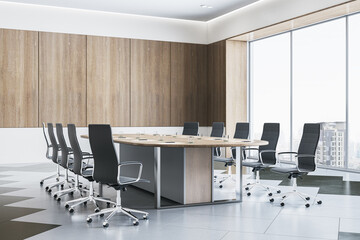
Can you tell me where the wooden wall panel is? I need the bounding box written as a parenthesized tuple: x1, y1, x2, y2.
(170, 43, 207, 126)
(131, 39, 171, 126)
(226, 41, 247, 157)
(0, 29, 38, 128)
(39, 32, 87, 126)
(207, 40, 226, 126)
(87, 36, 130, 126)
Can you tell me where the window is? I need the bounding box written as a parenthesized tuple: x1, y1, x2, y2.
(249, 13, 360, 171)
(250, 33, 291, 154)
(348, 13, 360, 170)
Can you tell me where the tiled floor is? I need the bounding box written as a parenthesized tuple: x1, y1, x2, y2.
(1, 162, 360, 239)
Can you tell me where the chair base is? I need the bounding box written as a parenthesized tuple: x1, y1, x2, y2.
(86, 190, 148, 227)
(244, 170, 281, 196)
(269, 178, 322, 207)
(65, 182, 115, 213)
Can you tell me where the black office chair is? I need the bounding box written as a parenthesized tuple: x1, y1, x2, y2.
(64, 124, 113, 213)
(214, 122, 249, 188)
(44, 123, 68, 193)
(182, 122, 199, 136)
(211, 122, 224, 157)
(86, 124, 149, 227)
(40, 122, 63, 186)
(270, 123, 322, 207)
(243, 123, 281, 196)
(52, 123, 79, 200)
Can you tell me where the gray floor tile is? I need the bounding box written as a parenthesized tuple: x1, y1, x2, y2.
(222, 231, 329, 240)
(340, 218, 360, 233)
(266, 214, 339, 239)
(338, 232, 360, 240)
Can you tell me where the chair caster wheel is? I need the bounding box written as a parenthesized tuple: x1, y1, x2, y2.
(143, 215, 148, 220)
(133, 221, 139, 226)
(219, 185, 223, 189)
(53, 194, 58, 199)
(94, 208, 100, 213)
(69, 208, 74, 213)
(282, 195, 286, 199)
(61, 185, 64, 189)
(305, 203, 310, 208)
(86, 217, 92, 223)
(40, 181, 44, 186)
(83, 201, 87, 206)
(247, 192, 251, 196)
(280, 202, 285, 207)
(245, 187, 249, 191)
(277, 190, 281, 194)
(269, 198, 274, 202)
(317, 200, 322, 204)
(69, 192, 74, 196)
(97, 195, 101, 197)
(48, 189, 52, 193)
(100, 214, 104, 217)
(56, 177, 60, 181)
(79, 185, 82, 188)
(103, 222, 109, 228)
(268, 193, 273, 197)
(247, 183, 250, 185)
(305, 197, 310, 201)
(106, 202, 110, 207)
(57, 197, 61, 202)
(65, 204, 69, 209)
(45, 186, 49, 191)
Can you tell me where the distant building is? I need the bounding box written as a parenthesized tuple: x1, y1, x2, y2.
(316, 122, 346, 168)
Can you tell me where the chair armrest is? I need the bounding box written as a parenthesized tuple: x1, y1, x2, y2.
(117, 161, 143, 185)
(278, 152, 298, 155)
(259, 150, 276, 164)
(296, 154, 315, 158)
(243, 148, 259, 151)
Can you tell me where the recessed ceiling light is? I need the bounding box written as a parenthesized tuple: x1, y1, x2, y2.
(200, 4, 213, 9)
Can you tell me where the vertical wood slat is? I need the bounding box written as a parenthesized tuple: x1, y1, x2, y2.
(87, 36, 130, 126)
(130, 39, 171, 127)
(0, 29, 38, 128)
(207, 41, 226, 126)
(39, 32, 87, 127)
(170, 43, 208, 126)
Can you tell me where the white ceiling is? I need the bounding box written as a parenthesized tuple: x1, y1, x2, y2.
(2, 0, 260, 21)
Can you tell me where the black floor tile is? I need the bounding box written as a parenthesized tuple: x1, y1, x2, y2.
(0, 206, 44, 223)
(0, 221, 59, 240)
(339, 232, 360, 240)
(0, 195, 31, 206)
(0, 187, 25, 194)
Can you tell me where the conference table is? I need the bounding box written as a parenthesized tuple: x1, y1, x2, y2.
(83, 133, 268, 209)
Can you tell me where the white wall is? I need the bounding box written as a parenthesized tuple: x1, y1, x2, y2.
(207, 0, 351, 43)
(0, 0, 351, 44)
(0, 1, 207, 44)
(0, 127, 212, 164)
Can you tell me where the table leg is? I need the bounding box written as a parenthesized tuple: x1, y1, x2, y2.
(235, 146, 243, 201)
(98, 183, 103, 197)
(154, 147, 161, 209)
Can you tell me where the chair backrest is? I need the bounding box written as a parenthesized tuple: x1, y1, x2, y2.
(88, 124, 119, 185)
(68, 124, 83, 175)
(182, 122, 199, 136)
(210, 122, 224, 137)
(232, 122, 250, 159)
(47, 123, 59, 164)
(56, 123, 70, 169)
(297, 123, 320, 171)
(42, 122, 52, 159)
(234, 122, 249, 139)
(258, 123, 280, 165)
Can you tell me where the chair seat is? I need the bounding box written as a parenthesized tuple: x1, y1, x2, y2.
(213, 157, 233, 163)
(108, 177, 150, 190)
(271, 166, 310, 174)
